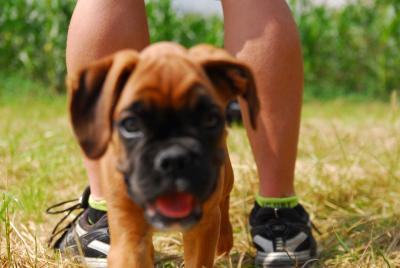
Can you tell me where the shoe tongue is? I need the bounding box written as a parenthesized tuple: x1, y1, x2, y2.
(155, 192, 194, 219)
(87, 207, 107, 225)
(93, 214, 108, 228)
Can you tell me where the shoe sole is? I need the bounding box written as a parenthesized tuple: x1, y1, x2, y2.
(79, 257, 107, 268)
(255, 250, 318, 268)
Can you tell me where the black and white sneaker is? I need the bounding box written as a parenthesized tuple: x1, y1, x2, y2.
(249, 203, 318, 267)
(47, 187, 109, 268)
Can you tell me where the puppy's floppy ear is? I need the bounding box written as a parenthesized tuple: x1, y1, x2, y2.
(189, 44, 259, 129)
(68, 50, 139, 159)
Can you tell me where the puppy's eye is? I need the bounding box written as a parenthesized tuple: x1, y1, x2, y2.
(119, 116, 143, 139)
(203, 111, 221, 129)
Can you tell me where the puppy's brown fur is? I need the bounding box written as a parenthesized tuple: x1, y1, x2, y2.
(68, 43, 258, 268)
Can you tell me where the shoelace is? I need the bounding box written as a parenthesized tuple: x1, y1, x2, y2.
(46, 187, 91, 248)
(46, 198, 84, 248)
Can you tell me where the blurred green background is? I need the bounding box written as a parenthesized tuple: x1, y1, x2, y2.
(0, 0, 399, 99)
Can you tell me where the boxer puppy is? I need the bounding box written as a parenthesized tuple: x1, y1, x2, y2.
(68, 42, 258, 268)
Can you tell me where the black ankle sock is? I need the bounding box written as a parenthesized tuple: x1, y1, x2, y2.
(87, 206, 106, 225)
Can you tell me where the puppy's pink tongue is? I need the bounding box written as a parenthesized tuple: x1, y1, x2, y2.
(155, 192, 194, 218)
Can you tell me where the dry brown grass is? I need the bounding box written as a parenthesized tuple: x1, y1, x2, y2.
(1, 97, 400, 267)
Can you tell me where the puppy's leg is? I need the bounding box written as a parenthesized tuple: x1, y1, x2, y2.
(217, 195, 233, 256)
(217, 155, 234, 256)
(100, 154, 154, 268)
(107, 206, 154, 268)
(183, 207, 221, 268)
(104, 177, 154, 267)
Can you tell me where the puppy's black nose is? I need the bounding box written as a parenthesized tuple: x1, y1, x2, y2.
(154, 145, 193, 174)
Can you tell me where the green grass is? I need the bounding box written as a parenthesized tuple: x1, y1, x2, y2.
(3, 0, 400, 98)
(1, 76, 400, 267)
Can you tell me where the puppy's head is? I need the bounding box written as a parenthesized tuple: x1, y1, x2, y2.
(68, 43, 259, 230)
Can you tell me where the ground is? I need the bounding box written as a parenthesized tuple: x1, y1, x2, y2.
(0, 81, 399, 267)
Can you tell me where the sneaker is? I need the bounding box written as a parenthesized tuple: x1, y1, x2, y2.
(249, 203, 318, 267)
(47, 187, 109, 268)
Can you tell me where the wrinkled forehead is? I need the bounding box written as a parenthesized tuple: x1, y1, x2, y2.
(115, 53, 223, 116)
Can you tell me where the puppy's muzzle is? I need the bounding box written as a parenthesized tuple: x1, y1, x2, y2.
(154, 144, 199, 187)
(137, 143, 204, 230)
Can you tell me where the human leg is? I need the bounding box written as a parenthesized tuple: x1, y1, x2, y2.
(222, 0, 301, 198)
(67, 0, 150, 200)
(222, 0, 317, 266)
(51, 1, 149, 266)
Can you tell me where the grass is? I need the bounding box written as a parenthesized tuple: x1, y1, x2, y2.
(0, 76, 399, 267)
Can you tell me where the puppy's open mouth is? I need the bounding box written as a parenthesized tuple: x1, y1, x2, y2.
(144, 192, 202, 230)
(154, 192, 194, 218)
